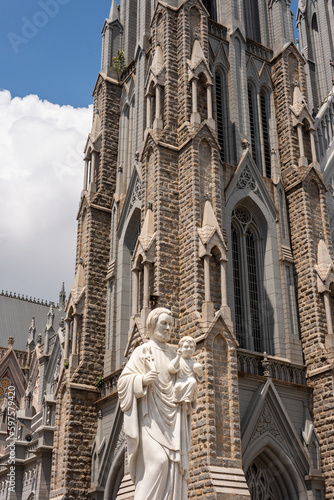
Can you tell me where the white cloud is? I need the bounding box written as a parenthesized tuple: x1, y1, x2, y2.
(0, 90, 93, 302)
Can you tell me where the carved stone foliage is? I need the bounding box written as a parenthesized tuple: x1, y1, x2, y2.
(250, 403, 281, 444)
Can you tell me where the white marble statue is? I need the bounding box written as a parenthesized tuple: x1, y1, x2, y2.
(168, 336, 203, 404)
(118, 308, 199, 500)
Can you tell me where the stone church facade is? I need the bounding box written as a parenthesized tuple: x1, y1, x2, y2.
(2, 0, 334, 498)
(50, 0, 334, 498)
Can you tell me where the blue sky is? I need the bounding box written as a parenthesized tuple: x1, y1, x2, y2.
(1, 0, 299, 108)
(0, 0, 114, 107)
(0, 0, 300, 307)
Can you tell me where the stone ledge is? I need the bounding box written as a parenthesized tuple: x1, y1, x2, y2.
(208, 466, 250, 498)
(307, 363, 334, 378)
(115, 474, 135, 500)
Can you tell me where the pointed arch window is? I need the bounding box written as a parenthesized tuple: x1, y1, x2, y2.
(215, 70, 230, 162)
(203, 0, 217, 21)
(244, 0, 261, 43)
(248, 83, 261, 171)
(260, 89, 271, 178)
(311, 13, 318, 32)
(231, 207, 265, 352)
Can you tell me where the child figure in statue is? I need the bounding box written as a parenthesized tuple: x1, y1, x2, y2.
(168, 336, 203, 404)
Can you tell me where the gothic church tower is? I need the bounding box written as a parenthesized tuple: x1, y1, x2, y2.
(51, 0, 334, 499)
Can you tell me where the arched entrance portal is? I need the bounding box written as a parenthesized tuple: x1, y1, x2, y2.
(245, 447, 307, 500)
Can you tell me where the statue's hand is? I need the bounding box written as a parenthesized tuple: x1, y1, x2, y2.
(143, 370, 159, 386)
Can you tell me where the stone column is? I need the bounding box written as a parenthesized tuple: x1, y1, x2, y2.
(153, 85, 163, 131)
(70, 314, 80, 370)
(207, 84, 215, 129)
(297, 123, 305, 157)
(146, 95, 152, 129)
(202, 255, 214, 323)
(132, 267, 140, 316)
(141, 262, 151, 331)
(83, 160, 89, 191)
(220, 258, 228, 307)
(191, 78, 201, 126)
(323, 291, 334, 355)
(310, 130, 318, 163)
(89, 152, 97, 193)
(323, 291, 333, 336)
(204, 255, 211, 302)
(297, 123, 308, 167)
(192, 79, 198, 114)
(143, 262, 150, 309)
(72, 315, 78, 355)
(64, 318, 71, 360)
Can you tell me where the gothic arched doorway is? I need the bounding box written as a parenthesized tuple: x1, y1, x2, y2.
(245, 448, 307, 500)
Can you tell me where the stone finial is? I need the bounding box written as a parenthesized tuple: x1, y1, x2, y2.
(59, 282, 66, 309)
(7, 336, 14, 348)
(138, 206, 155, 251)
(27, 317, 36, 350)
(109, 0, 119, 22)
(47, 303, 55, 329)
(189, 38, 206, 68)
(293, 84, 306, 106)
(29, 317, 36, 336)
(204, 193, 211, 202)
(151, 44, 164, 75)
(314, 239, 334, 289)
(242, 139, 250, 150)
(262, 353, 271, 378)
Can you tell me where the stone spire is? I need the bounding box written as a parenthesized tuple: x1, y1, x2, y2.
(46, 303, 55, 330)
(27, 317, 36, 351)
(109, 0, 118, 22)
(59, 282, 66, 309)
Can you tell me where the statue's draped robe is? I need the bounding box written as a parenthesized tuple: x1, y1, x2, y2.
(174, 358, 198, 403)
(118, 341, 190, 500)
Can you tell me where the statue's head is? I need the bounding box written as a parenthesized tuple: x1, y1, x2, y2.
(146, 307, 173, 340)
(178, 336, 196, 358)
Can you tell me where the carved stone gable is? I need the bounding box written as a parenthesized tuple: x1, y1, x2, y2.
(250, 403, 281, 445)
(237, 166, 264, 205)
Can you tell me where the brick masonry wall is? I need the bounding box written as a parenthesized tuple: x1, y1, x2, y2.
(272, 45, 334, 497)
(51, 76, 122, 499)
(189, 324, 243, 498)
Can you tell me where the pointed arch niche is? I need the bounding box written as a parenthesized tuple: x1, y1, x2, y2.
(242, 380, 313, 500)
(225, 158, 284, 355)
(117, 84, 136, 195)
(199, 139, 212, 204)
(189, 6, 201, 48)
(112, 176, 142, 369)
(231, 204, 271, 353)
